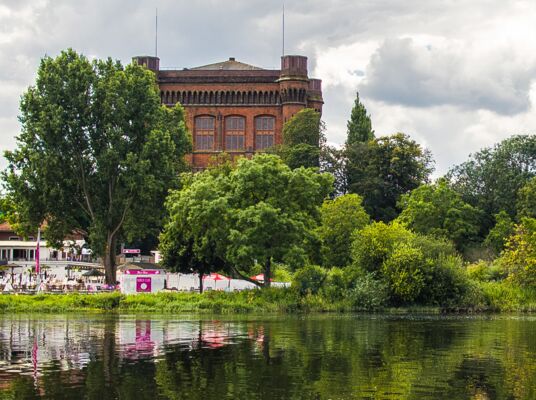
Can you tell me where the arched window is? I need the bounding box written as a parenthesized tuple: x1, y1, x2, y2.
(255, 116, 275, 150)
(225, 116, 245, 151)
(194, 116, 215, 150)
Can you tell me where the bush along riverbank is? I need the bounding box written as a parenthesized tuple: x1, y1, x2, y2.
(0, 280, 534, 314)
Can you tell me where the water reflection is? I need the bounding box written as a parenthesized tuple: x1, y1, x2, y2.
(0, 314, 534, 399)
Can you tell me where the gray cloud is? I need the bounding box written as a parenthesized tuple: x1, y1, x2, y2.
(360, 37, 536, 115)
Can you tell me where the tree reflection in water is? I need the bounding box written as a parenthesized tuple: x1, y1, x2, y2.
(0, 315, 534, 400)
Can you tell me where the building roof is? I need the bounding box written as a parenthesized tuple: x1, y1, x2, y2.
(190, 57, 263, 71)
(0, 222, 13, 232)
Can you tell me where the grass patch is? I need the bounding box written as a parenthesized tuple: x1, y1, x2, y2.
(0, 282, 535, 314)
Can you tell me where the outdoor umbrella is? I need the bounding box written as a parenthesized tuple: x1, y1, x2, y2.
(250, 274, 273, 282)
(203, 273, 230, 289)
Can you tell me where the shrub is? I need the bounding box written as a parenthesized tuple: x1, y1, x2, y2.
(496, 218, 536, 287)
(346, 273, 388, 310)
(322, 267, 347, 301)
(292, 265, 327, 295)
(381, 243, 426, 303)
(466, 260, 506, 282)
(351, 221, 414, 273)
(411, 234, 457, 259)
(418, 254, 470, 306)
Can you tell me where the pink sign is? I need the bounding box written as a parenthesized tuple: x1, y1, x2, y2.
(136, 277, 152, 292)
(123, 249, 141, 254)
(125, 269, 161, 275)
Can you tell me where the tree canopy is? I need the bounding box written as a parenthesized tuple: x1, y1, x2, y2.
(318, 194, 369, 267)
(397, 179, 481, 251)
(160, 154, 333, 287)
(346, 133, 434, 221)
(447, 135, 536, 231)
(517, 177, 536, 219)
(346, 92, 374, 145)
(278, 108, 324, 169)
(484, 211, 515, 255)
(3, 49, 191, 283)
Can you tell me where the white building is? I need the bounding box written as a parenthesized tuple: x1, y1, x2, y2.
(0, 222, 88, 262)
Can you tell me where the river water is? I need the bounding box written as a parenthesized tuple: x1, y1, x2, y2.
(0, 314, 534, 399)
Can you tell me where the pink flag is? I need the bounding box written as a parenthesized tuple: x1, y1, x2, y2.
(35, 228, 40, 275)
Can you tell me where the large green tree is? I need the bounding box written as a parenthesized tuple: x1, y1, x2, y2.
(397, 179, 482, 251)
(3, 49, 191, 284)
(160, 154, 333, 287)
(346, 91, 374, 145)
(318, 194, 370, 267)
(160, 171, 230, 292)
(447, 135, 536, 232)
(346, 133, 434, 221)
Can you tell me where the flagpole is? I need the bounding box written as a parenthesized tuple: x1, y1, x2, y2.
(36, 228, 41, 292)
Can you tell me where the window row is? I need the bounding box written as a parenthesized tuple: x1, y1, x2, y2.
(194, 116, 275, 151)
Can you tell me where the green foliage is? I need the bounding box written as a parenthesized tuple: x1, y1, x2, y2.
(346, 91, 374, 145)
(161, 154, 333, 287)
(397, 179, 482, 250)
(346, 273, 388, 310)
(495, 218, 536, 287)
(352, 221, 471, 305)
(447, 134, 536, 232)
(282, 108, 323, 147)
(3, 49, 191, 283)
(0, 196, 12, 223)
(292, 265, 328, 295)
(484, 211, 515, 254)
(417, 254, 470, 306)
(320, 145, 347, 195)
(278, 143, 320, 169)
(517, 176, 536, 218)
(321, 267, 347, 300)
(466, 260, 506, 282)
(318, 194, 370, 267)
(381, 243, 427, 303)
(475, 281, 536, 312)
(351, 221, 413, 273)
(410, 234, 457, 260)
(346, 133, 434, 221)
(278, 108, 325, 169)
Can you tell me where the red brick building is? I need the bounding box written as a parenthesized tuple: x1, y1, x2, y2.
(133, 55, 323, 169)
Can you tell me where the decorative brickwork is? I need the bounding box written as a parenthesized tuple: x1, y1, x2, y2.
(133, 55, 323, 169)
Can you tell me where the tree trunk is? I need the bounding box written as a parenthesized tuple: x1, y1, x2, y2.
(199, 271, 204, 293)
(103, 234, 117, 285)
(263, 257, 271, 288)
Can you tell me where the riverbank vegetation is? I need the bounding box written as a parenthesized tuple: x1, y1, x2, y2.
(0, 281, 534, 313)
(158, 93, 536, 311)
(2, 51, 535, 313)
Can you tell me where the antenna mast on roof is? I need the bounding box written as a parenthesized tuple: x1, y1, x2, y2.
(282, 3, 285, 56)
(155, 8, 158, 57)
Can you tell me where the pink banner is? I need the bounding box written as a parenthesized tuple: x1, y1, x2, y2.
(125, 269, 161, 275)
(123, 249, 141, 254)
(136, 277, 152, 292)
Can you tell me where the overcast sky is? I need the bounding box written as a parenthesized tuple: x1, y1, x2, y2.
(1, 0, 536, 175)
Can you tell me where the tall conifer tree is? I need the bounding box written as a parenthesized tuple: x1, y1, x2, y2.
(346, 92, 374, 145)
